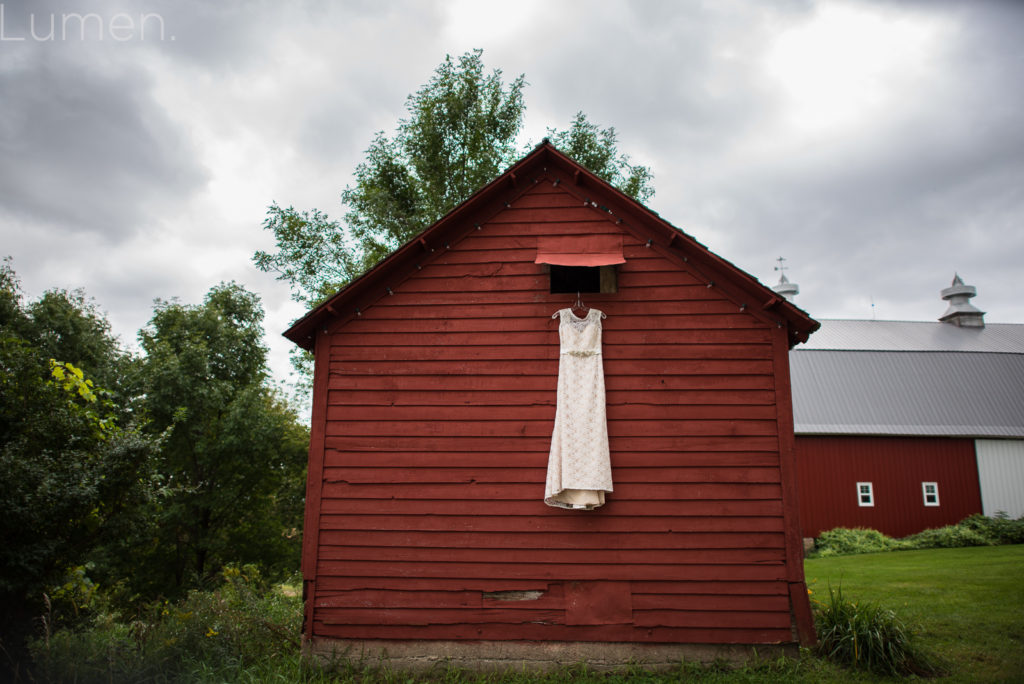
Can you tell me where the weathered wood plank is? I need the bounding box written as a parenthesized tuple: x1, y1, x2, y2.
(316, 590, 484, 609)
(318, 502, 785, 522)
(327, 359, 774, 377)
(336, 314, 767, 332)
(312, 621, 793, 644)
(315, 560, 786, 582)
(330, 329, 773, 346)
(329, 343, 772, 362)
(313, 577, 787, 595)
(318, 546, 786, 565)
(322, 419, 779, 438)
(315, 577, 553, 592)
(322, 451, 780, 468)
(482, 207, 606, 224)
(317, 530, 785, 550)
(319, 482, 783, 501)
(326, 389, 776, 407)
(323, 435, 781, 452)
(632, 594, 790, 612)
(372, 288, 745, 309)
(320, 466, 782, 485)
(320, 608, 566, 626)
(324, 404, 778, 422)
(328, 375, 775, 393)
(318, 512, 784, 532)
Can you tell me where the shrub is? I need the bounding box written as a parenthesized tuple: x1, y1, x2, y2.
(814, 527, 904, 557)
(960, 512, 1024, 545)
(30, 564, 302, 683)
(902, 523, 991, 549)
(814, 514, 1024, 557)
(813, 584, 940, 677)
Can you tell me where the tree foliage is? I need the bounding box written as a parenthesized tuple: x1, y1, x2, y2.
(255, 49, 654, 312)
(0, 260, 158, 664)
(343, 49, 526, 266)
(135, 283, 308, 591)
(548, 111, 655, 203)
(1, 263, 309, 673)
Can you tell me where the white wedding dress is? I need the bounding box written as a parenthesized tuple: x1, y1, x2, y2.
(544, 308, 613, 509)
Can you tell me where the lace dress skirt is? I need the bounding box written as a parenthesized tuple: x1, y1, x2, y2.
(544, 308, 613, 509)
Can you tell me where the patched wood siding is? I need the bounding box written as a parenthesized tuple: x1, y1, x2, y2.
(310, 180, 796, 644)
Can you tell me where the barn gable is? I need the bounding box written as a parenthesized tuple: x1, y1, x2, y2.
(286, 142, 818, 668)
(286, 142, 817, 349)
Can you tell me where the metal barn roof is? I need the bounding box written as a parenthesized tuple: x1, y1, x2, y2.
(799, 319, 1024, 353)
(791, 320, 1024, 438)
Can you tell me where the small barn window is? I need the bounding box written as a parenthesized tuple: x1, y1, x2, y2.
(922, 482, 940, 506)
(535, 235, 624, 295)
(856, 482, 874, 507)
(549, 265, 617, 294)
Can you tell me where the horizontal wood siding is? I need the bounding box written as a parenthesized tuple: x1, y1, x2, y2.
(313, 181, 792, 643)
(795, 436, 982, 537)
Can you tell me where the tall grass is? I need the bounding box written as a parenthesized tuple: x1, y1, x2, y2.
(813, 584, 940, 677)
(29, 564, 303, 683)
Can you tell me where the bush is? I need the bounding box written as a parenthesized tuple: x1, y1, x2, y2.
(902, 524, 991, 549)
(960, 512, 1024, 545)
(815, 527, 904, 557)
(813, 584, 940, 677)
(814, 514, 1024, 557)
(30, 564, 303, 683)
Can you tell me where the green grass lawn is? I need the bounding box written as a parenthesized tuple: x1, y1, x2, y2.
(805, 544, 1024, 683)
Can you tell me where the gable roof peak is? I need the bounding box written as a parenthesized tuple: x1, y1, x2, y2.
(284, 142, 818, 349)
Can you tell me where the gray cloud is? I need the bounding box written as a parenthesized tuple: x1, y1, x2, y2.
(0, 46, 206, 239)
(3, 0, 1022, 388)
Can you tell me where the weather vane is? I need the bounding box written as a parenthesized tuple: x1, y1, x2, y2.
(774, 256, 788, 275)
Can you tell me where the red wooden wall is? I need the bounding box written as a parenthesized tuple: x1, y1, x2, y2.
(304, 178, 808, 646)
(794, 436, 982, 538)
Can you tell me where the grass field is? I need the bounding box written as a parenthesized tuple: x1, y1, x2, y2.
(804, 544, 1024, 683)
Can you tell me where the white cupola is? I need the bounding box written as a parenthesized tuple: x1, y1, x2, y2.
(771, 257, 799, 302)
(939, 273, 985, 328)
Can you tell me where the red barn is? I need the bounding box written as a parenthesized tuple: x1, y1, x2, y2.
(285, 141, 819, 670)
(786, 309, 1024, 538)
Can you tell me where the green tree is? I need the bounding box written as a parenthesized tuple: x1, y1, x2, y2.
(136, 283, 308, 592)
(548, 111, 655, 204)
(255, 49, 654, 312)
(0, 261, 158, 668)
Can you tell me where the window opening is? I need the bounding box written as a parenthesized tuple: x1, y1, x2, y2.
(549, 265, 617, 294)
(922, 482, 940, 506)
(856, 481, 874, 507)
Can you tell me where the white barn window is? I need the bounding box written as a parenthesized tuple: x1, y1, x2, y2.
(922, 482, 940, 507)
(856, 482, 874, 507)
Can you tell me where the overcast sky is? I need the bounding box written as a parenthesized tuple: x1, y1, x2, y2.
(2, 0, 1022, 386)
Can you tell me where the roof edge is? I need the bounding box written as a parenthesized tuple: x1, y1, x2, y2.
(284, 141, 819, 349)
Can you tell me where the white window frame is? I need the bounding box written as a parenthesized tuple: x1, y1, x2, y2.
(922, 482, 940, 507)
(856, 481, 874, 507)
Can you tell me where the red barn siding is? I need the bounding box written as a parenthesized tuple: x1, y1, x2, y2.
(794, 436, 982, 538)
(304, 179, 808, 646)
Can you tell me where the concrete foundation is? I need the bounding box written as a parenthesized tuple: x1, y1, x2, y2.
(305, 638, 797, 673)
